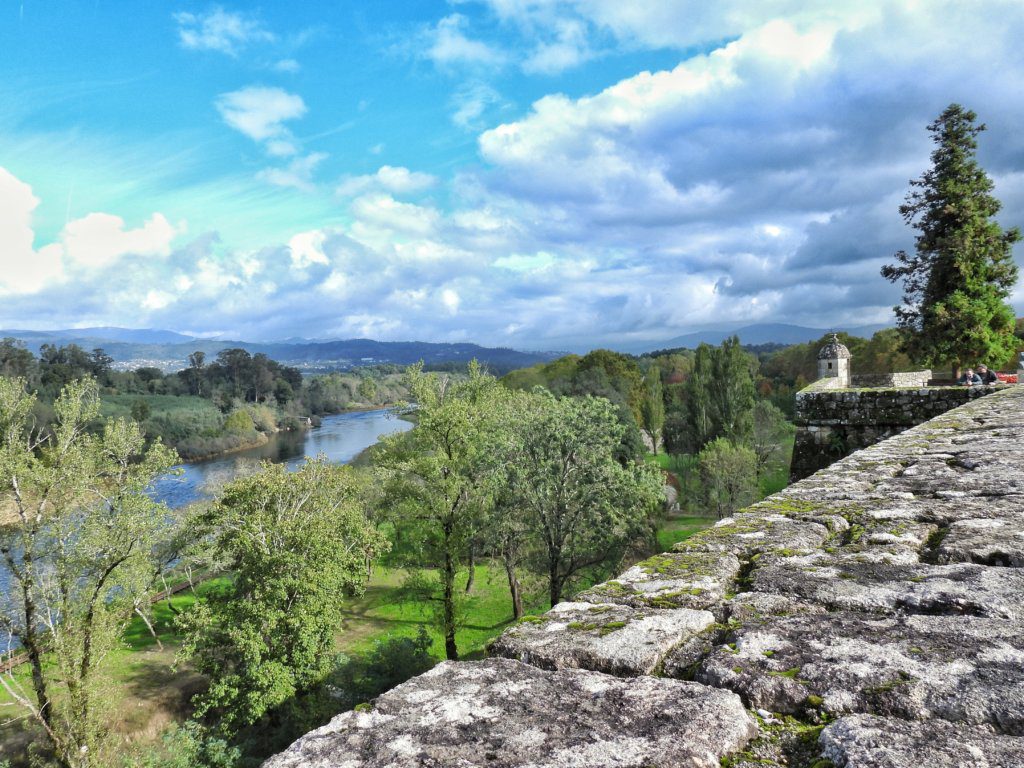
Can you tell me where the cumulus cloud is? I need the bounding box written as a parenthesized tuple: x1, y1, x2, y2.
(174, 7, 274, 56)
(63, 212, 182, 268)
(0, 168, 63, 294)
(216, 86, 307, 146)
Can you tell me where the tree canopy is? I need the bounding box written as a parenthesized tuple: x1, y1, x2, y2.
(882, 104, 1020, 375)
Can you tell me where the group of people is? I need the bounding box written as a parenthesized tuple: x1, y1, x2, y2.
(959, 363, 1000, 385)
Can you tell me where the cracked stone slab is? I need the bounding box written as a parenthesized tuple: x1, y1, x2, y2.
(936, 517, 1024, 567)
(698, 608, 1024, 734)
(674, 513, 830, 559)
(820, 714, 1024, 767)
(751, 556, 1024, 620)
(576, 550, 741, 611)
(263, 658, 758, 768)
(488, 601, 715, 676)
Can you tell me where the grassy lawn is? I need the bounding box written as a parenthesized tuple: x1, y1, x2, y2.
(338, 565, 547, 660)
(101, 393, 220, 419)
(656, 515, 716, 551)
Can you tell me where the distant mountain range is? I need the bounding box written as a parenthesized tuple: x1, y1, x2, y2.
(0, 328, 561, 375)
(637, 322, 891, 352)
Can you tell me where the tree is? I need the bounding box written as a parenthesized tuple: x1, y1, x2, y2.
(178, 459, 385, 732)
(188, 351, 206, 397)
(681, 338, 756, 453)
(374, 361, 501, 660)
(698, 438, 758, 519)
(751, 400, 794, 477)
(0, 377, 177, 767)
(640, 369, 665, 454)
(498, 391, 663, 607)
(357, 376, 378, 403)
(882, 104, 1020, 378)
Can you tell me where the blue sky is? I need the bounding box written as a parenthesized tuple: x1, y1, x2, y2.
(1, 1, 1023, 350)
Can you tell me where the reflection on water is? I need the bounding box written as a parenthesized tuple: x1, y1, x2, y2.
(150, 408, 413, 508)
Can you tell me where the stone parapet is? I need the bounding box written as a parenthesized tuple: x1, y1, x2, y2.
(266, 387, 1024, 768)
(790, 383, 1001, 480)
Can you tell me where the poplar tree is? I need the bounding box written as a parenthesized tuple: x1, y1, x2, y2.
(882, 104, 1020, 377)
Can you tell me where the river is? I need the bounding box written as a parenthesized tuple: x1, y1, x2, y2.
(149, 408, 413, 508)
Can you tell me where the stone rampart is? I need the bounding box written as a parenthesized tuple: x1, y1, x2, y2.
(266, 387, 1024, 768)
(850, 370, 932, 388)
(790, 383, 1000, 481)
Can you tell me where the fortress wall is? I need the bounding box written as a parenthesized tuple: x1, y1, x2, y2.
(266, 386, 1024, 768)
(790, 383, 1000, 480)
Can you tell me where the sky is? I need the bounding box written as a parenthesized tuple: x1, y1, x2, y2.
(1, 1, 1023, 351)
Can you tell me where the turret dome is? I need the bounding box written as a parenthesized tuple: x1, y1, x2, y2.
(817, 333, 851, 360)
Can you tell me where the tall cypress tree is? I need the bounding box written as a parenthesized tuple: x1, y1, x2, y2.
(882, 104, 1020, 378)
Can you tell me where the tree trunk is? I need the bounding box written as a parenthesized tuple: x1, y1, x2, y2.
(464, 541, 475, 593)
(442, 533, 459, 661)
(504, 561, 523, 619)
(548, 556, 562, 608)
(135, 606, 163, 651)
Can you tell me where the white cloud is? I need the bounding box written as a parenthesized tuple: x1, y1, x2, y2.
(450, 82, 504, 130)
(336, 166, 438, 197)
(288, 230, 329, 268)
(216, 86, 307, 145)
(440, 288, 461, 315)
(426, 14, 507, 68)
(0, 167, 63, 294)
(522, 18, 592, 74)
(174, 8, 274, 56)
(62, 212, 181, 269)
(258, 152, 328, 190)
(273, 58, 301, 73)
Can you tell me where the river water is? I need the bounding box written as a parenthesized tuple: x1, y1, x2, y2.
(150, 408, 413, 508)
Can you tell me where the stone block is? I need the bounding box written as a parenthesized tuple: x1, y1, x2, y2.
(489, 601, 715, 676)
(263, 658, 758, 768)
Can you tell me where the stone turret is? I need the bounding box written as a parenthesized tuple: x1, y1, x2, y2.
(817, 333, 851, 387)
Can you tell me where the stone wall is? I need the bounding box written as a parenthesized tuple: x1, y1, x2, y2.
(266, 387, 1024, 768)
(790, 383, 999, 481)
(850, 370, 931, 388)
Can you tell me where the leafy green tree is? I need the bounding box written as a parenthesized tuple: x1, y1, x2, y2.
(498, 391, 663, 606)
(681, 338, 756, 453)
(178, 459, 385, 732)
(640, 369, 665, 454)
(751, 400, 794, 477)
(882, 104, 1020, 377)
(375, 361, 501, 660)
(698, 438, 758, 519)
(0, 337, 37, 381)
(0, 377, 177, 767)
(357, 377, 378, 403)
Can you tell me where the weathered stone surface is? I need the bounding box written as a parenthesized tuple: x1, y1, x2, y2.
(576, 550, 740, 611)
(674, 514, 830, 559)
(699, 607, 1024, 733)
(489, 601, 714, 676)
(263, 658, 757, 768)
(820, 714, 1024, 768)
(936, 517, 1024, 566)
(752, 556, 1024, 620)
